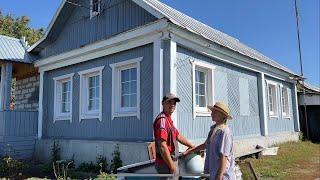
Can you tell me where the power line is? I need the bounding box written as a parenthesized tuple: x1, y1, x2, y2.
(66, 1, 91, 10)
(294, 0, 309, 139)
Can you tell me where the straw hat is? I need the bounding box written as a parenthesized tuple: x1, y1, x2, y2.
(207, 102, 232, 120)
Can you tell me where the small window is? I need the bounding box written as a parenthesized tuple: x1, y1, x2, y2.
(267, 82, 278, 117)
(281, 87, 290, 117)
(78, 66, 104, 121)
(195, 68, 207, 108)
(61, 81, 71, 113)
(121, 68, 137, 109)
(90, 0, 101, 18)
(110, 57, 142, 119)
(53, 73, 74, 122)
(192, 60, 215, 117)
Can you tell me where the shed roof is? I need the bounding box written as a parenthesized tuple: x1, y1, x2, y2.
(0, 35, 35, 64)
(298, 81, 320, 93)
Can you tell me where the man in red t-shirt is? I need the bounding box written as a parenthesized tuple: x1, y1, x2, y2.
(153, 93, 194, 175)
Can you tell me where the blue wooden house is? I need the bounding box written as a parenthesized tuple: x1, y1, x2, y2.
(2, 0, 301, 165)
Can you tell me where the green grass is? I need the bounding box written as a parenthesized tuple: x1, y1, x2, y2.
(239, 141, 320, 180)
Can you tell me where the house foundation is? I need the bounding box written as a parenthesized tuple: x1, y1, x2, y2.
(35, 131, 299, 166)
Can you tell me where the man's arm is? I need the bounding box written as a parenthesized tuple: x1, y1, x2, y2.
(159, 140, 176, 173)
(176, 134, 194, 148)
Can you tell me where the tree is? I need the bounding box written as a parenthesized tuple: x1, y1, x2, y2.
(0, 10, 44, 45)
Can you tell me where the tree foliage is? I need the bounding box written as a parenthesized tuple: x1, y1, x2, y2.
(0, 10, 44, 45)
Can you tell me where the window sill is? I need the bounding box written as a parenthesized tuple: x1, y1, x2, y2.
(80, 114, 100, 121)
(54, 116, 71, 122)
(112, 111, 139, 119)
(283, 116, 291, 119)
(269, 115, 279, 119)
(195, 111, 211, 117)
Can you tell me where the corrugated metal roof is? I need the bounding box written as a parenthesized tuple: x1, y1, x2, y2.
(141, 0, 297, 75)
(0, 35, 35, 63)
(301, 82, 320, 93)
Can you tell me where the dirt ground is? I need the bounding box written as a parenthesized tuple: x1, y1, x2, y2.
(286, 152, 320, 179)
(239, 141, 320, 179)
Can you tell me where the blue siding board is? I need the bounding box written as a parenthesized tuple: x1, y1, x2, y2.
(176, 46, 261, 140)
(40, 0, 157, 58)
(265, 77, 295, 134)
(0, 111, 38, 158)
(43, 44, 153, 141)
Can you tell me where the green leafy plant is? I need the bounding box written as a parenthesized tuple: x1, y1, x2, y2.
(77, 162, 100, 173)
(0, 156, 28, 177)
(41, 140, 62, 173)
(96, 172, 117, 180)
(298, 132, 306, 141)
(0, 12, 44, 45)
(110, 144, 122, 173)
(97, 155, 109, 173)
(52, 159, 74, 180)
(51, 140, 61, 163)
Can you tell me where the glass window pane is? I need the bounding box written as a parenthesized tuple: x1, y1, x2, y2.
(199, 71, 205, 83)
(130, 94, 137, 107)
(89, 99, 98, 111)
(199, 96, 206, 107)
(95, 88, 99, 98)
(121, 70, 130, 82)
(199, 84, 205, 95)
(62, 82, 66, 92)
(96, 75, 99, 85)
(89, 100, 93, 110)
(131, 68, 137, 80)
(196, 95, 199, 107)
(62, 92, 66, 102)
(89, 76, 94, 87)
(131, 81, 137, 94)
(66, 93, 70, 102)
(195, 71, 200, 82)
(89, 88, 94, 99)
(121, 82, 130, 95)
(62, 102, 70, 113)
(195, 83, 199, 94)
(121, 95, 130, 107)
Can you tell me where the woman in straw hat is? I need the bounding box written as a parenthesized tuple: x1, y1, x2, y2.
(182, 102, 235, 180)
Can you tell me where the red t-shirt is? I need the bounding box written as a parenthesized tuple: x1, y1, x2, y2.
(153, 112, 180, 165)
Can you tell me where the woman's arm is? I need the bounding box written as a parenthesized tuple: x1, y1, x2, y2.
(216, 155, 227, 180)
(182, 143, 206, 157)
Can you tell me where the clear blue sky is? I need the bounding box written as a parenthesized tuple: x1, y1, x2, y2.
(1, 0, 319, 86)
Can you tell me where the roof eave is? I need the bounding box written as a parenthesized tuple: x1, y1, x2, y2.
(27, 0, 67, 53)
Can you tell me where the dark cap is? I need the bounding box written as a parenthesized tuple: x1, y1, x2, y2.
(162, 93, 180, 103)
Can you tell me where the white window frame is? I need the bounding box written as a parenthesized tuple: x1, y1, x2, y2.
(266, 80, 279, 118)
(191, 60, 215, 118)
(53, 73, 74, 122)
(90, 0, 101, 19)
(110, 57, 142, 120)
(78, 66, 104, 122)
(280, 85, 291, 119)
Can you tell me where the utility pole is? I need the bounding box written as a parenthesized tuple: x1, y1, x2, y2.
(294, 0, 309, 139)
